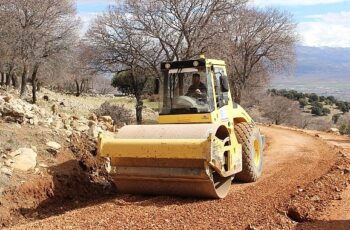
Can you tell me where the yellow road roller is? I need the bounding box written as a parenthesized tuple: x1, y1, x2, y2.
(98, 57, 264, 198)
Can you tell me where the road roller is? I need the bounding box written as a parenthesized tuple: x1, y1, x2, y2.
(98, 57, 264, 198)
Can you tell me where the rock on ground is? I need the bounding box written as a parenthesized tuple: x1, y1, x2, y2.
(46, 141, 61, 150)
(10, 148, 37, 171)
(0, 167, 12, 176)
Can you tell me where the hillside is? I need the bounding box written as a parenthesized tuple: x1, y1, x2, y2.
(296, 46, 350, 79)
(272, 46, 350, 101)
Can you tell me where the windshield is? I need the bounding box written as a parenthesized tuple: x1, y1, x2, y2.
(160, 67, 214, 115)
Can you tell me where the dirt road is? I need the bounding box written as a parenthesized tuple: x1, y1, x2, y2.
(9, 126, 350, 229)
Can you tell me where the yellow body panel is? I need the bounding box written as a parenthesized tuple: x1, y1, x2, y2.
(99, 135, 211, 160)
(206, 59, 226, 66)
(232, 104, 253, 124)
(158, 113, 212, 124)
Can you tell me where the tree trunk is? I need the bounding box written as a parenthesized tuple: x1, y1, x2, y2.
(232, 85, 242, 104)
(5, 64, 14, 90)
(11, 74, 18, 88)
(80, 80, 85, 94)
(5, 71, 11, 88)
(230, 76, 242, 104)
(75, 80, 81, 97)
(135, 94, 143, 124)
(31, 64, 40, 104)
(36, 81, 41, 92)
(20, 64, 28, 98)
(0, 72, 4, 86)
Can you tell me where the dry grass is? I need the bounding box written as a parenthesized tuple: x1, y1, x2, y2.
(33, 89, 158, 123)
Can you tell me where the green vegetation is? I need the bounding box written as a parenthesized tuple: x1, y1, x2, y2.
(269, 89, 350, 118)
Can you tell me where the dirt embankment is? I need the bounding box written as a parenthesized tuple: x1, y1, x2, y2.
(0, 134, 116, 228)
(2, 125, 349, 230)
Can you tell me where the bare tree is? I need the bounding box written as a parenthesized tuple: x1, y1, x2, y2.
(0, 0, 79, 102)
(0, 2, 22, 90)
(261, 95, 300, 125)
(128, 0, 246, 60)
(240, 70, 270, 109)
(86, 5, 162, 124)
(93, 75, 115, 95)
(211, 7, 297, 103)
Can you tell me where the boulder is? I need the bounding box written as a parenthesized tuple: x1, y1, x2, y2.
(105, 123, 115, 132)
(99, 116, 113, 124)
(4, 159, 13, 167)
(329, 128, 340, 133)
(65, 130, 73, 137)
(3, 95, 12, 103)
(39, 163, 48, 168)
(51, 119, 64, 130)
(29, 116, 39, 126)
(71, 115, 79, 120)
(88, 120, 97, 127)
(76, 124, 90, 132)
(88, 113, 98, 122)
(0, 167, 12, 176)
(0, 102, 25, 123)
(11, 148, 37, 171)
(88, 125, 103, 139)
(46, 117, 54, 125)
(46, 141, 61, 150)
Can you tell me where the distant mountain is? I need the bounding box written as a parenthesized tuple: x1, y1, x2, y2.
(295, 46, 350, 80)
(272, 45, 350, 101)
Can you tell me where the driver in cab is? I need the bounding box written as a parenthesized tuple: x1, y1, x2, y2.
(186, 73, 207, 98)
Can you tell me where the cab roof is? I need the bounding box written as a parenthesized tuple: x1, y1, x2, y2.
(161, 58, 226, 70)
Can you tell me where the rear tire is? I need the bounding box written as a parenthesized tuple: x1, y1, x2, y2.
(234, 122, 263, 182)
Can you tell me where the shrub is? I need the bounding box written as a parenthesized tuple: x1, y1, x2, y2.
(338, 114, 350, 135)
(326, 96, 336, 105)
(309, 93, 319, 102)
(311, 101, 323, 108)
(332, 114, 341, 124)
(95, 101, 133, 124)
(311, 106, 323, 116)
(261, 96, 301, 125)
(307, 118, 332, 131)
(338, 102, 350, 113)
(322, 108, 331, 115)
(298, 98, 308, 108)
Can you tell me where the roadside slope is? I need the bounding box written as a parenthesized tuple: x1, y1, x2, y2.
(297, 130, 350, 230)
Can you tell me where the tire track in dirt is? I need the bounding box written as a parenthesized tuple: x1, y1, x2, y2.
(9, 126, 342, 229)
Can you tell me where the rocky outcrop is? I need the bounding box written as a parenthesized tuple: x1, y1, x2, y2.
(0, 95, 45, 125)
(0, 94, 120, 140)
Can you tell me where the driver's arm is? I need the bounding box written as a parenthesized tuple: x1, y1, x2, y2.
(186, 85, 195, 96)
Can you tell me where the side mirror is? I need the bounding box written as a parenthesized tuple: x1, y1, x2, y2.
(154, 78, 160, 94)
(220, 75, 229, 92)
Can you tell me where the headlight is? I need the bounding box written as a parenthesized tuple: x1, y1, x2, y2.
(193, 61, 199, 67)
(165, 63, 171, 69)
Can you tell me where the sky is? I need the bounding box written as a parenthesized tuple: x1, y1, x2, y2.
(76, 0, 350, 47)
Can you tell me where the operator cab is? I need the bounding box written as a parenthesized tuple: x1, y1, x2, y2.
(159, 59, 230, 115)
